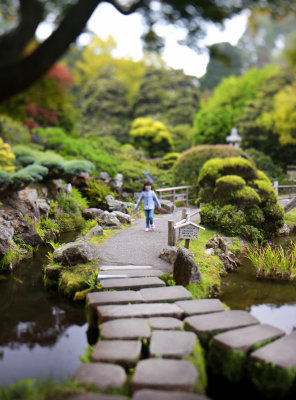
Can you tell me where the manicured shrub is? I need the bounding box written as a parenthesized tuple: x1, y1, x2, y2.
(245, 206, 265, 228)
(262, 203, 285, 236)
(200, 204, 219, 227)
(0, 170, 13, 185)
(62, 160, 94, 176)
(231, 186, 261, 208)
(217, 205, 246, 236)
(173, 145, 252, 185)
(252, 179, 277, 204)
(161, 152, 180, 169)
(12, 164, 48, 184)
(240, 225, 263, 244)
(198, 158, 225, 187)
(215, 175, 246, 195)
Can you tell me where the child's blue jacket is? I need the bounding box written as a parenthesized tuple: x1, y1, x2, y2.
(136, 190, 161, 210)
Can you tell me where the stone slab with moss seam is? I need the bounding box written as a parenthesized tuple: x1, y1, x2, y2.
(87, 290, 144, 307)
(131, 359, 199, 392)
(176, 299, 225, 316)
(132, 389, 211, 400)
(249, 331, 296, 398)
(74, 362, 126, 390)
(148, 317, 183, 330)
(97, 303, 184, 322)
(69, 394, 126, 400)
(150, 330, 197, 358)
(100, 277, 165, 291)
(91, 340, 142, 366)
(100, 318, 151, 340)
(100, 265, 153, 270)
(185, 311, 259, 346)
(97, 269, 164, 278)
(140, 285, 192, 303)
(208, 324, 285, 383)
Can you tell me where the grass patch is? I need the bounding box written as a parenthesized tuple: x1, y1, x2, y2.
(284, 208, 296, 231)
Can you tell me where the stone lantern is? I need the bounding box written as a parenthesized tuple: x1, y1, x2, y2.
(226, 127, 242, 148)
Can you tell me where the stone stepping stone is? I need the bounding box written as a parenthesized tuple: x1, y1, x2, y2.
(101, 265, 153, 271)
(87, 290, 143, 307)
(74, 362, 126, 390)
(100, 277, 165, 291)
(185, 311, 259, 346)
(150, 330, 196, 358)
(91, 340, 142, 367)
(208, 324, 285, 382)
(69, 394, 126, 400)
(131, 359, 199, 392)
(176, 299, 225, 316)
(140, 286, 192, 303)
(132, 389, 210, 400)
(249, 331, 296, 397)
(97, 303, 184, 322)
(100, 318, 151, 340)
(98, 269, 163, 278)
(148, 317, 183, 331)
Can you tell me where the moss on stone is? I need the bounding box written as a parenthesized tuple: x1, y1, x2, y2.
(248, 359, 296, 399)
(184, 338, 208, 394)
(58, 263, 95, 299)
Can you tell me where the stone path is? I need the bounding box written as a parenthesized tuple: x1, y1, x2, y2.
(73, 264, 296, 399)
(98, 209, 200, 273)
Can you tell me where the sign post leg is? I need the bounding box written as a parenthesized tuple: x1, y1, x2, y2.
(185, 239, 190, 249)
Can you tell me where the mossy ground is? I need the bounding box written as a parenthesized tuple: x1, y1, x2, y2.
(284, 208, 296, 231)
(178, 228, 242, 299)
(185, 338, 208, 394)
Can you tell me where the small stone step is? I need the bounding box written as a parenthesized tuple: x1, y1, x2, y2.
(132, 389, 210, 400)
(74, 362, 126, 390)
(148, 317, 183, 331)
(131, 359, 199, 392)
(98, 269, 163, 278)
(91, 340, 142, 367)
(69, 394, 126, 400)
(176, 299, 225, 316)
(185, 311, 259, 346)
(101, 265, 153, 271)
(97, 303, 184, 322)
(150, 330, 196, 358)
(100, 318, 151, 340)
(87, 290, 143, 307)
(140, 286, 192, 303)
(100, 277, 165, 291)
(208, 324, 285, 382)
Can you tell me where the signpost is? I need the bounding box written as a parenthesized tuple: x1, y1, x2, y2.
(171, 209, 205, 249)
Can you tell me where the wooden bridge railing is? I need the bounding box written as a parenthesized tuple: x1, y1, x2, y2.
(156, 185, 198, 207)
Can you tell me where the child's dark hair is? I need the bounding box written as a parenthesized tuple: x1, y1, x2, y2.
(142, 181, 153, 191)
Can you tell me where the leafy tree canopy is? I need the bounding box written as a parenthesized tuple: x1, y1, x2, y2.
(0, 0, 294, 101)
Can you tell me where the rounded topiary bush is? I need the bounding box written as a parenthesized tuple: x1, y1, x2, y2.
(198, 156, 284, 240)
(173, 145, 252, 185)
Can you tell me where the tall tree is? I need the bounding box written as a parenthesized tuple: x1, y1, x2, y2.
(0, 0, 294, 101)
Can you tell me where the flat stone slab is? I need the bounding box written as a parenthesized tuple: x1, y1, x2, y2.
(148, 317, 183, 330)
(212, 323, 285, 353)
(132, 390, 210, 400)
(150, 330, 196, 358)
(176, 299, 225, 316)
(100, 318, 151, 340)
(101, 265, 153, 271)
(250, 330, 296, 369)
(185, 311, 259, 336)
(97, 303, 184, 322)
(91, 340, 142, 366)
(87, 290, 143, 307)
(98, 269, 163, 278)
(74, 362, 126, 390)
(131, 359, 199, 392)
(100, 277, 165, 291)
(69, 394, 126, 400)
(140, 286, 192, 303)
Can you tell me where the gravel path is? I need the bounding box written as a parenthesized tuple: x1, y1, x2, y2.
(99, 209, 200, 274)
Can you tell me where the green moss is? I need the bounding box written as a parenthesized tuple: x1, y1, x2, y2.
(184, 338, 208, 394)
(44, 277, 59, 290)
(208, 344, 246, 383)
(58, 263, 96, 299)
(248, 359, 296, 399)
(0, 245, 22, 271)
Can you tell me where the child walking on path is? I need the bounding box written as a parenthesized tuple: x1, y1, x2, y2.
(135, 182, 161, 232)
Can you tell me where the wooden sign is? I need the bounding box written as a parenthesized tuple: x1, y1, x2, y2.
(180, 224, 199, 239)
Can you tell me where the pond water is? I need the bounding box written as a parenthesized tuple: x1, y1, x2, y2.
(0, 233, 88, 386)
(219, 236, 296, 334)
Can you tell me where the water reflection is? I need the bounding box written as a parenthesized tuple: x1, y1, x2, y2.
(0, 235, 88, 385)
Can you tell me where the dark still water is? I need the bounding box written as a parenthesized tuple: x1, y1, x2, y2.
(220, 236, 296, 334)
(0, 234, 88, 386)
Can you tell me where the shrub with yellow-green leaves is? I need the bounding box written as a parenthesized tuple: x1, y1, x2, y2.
(0, 138, 15, 172)
(199, 157, 284, 241)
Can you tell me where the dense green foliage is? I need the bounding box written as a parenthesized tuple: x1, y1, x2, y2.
(199, 157, 284, 241)
(173, 145, 251, 186)
(0, 137, 15, 172)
